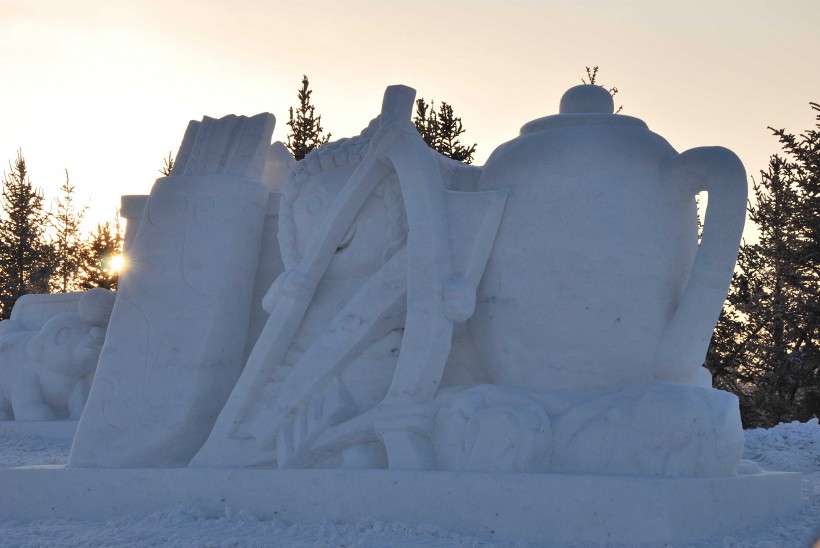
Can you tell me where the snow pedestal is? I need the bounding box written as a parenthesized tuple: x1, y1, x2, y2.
(0, 466, 802, 545)
(0, 420, 77, 440)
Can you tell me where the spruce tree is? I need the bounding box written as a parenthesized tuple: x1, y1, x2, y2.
(0, 151, 54, 319)
(413, 99, 477, 164)
(80, 215, 123, 291)
(50, 170, 87, 293)
(285, 75, 331, 160)
(706, 102, 820, 426)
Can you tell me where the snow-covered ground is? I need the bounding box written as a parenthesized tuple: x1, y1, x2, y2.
(1, 421, 818, 547)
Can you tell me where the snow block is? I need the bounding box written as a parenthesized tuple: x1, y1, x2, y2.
(0, 467, 802, 545)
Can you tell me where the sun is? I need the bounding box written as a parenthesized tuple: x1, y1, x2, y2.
(108, 254, 125, 274)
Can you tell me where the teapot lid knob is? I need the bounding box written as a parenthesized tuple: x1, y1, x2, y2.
(559, 85, 614, 114)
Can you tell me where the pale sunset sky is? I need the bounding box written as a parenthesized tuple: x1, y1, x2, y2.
(1, 0, 818, 232)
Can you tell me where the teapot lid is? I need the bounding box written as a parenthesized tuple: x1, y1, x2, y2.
(520, 85, 647, 135)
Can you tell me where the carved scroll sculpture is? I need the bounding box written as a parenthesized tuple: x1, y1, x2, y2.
(70, 113, 275, 467)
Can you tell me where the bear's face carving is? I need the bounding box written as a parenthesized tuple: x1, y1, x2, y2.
(27, 313, 106, 379)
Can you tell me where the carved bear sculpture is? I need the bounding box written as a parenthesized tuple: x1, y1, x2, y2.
(0, 288, 114, 421)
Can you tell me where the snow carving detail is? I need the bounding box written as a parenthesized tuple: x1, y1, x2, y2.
(192, 85, 507, 470)
(0, 289, 114, 421)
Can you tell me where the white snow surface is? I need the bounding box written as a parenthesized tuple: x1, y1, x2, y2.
(1, 421, 819, 547)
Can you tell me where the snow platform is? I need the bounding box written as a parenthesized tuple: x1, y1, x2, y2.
(0, 467, 801, 544)
(0, 420, 77, 440)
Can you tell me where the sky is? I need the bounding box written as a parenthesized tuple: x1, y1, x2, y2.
(1, 0, 818, 233)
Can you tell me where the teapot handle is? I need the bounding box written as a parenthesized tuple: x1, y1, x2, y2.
(653, 147, 747, 384)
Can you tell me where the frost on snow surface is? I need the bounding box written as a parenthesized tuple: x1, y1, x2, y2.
(1, 421, 819, 547)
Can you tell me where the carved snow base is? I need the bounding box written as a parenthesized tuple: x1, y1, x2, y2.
(0, 420, 77, 440)
(0, 467, 801, 545)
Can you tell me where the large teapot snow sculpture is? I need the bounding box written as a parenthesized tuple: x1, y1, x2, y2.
(472, 84, 747, 390)
(457, 84, 748, 475)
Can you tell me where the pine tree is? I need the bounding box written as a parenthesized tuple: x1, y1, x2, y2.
(0, 151, 54, 319)
(80, 215, 123, 291)
(413, 99, 477, 164)
(50, 170, 87, 293)
(413, 99, 437, 150)
(285, 75, 331, 160)
(706, 102, 820, 427)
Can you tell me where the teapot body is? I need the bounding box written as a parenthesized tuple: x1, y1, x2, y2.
(471, 111, 700, 394)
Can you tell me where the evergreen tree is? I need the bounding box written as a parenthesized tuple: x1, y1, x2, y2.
(414, 99, 437, 149)
(0, 151, 54, 319)
(80, 215, 123, 291)
(285, 75, 331, 160)
(706, 102, 820, 427)
(50, 170, 87, 293)
(413, 99, 477, 164)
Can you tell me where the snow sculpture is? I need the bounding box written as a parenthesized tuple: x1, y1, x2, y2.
(69, 83, 746, 479)
(3, 83, 801, 546)
(190, 84, 745, 477)
(0, 288, 114, 421)
(464, 84, 749, 475)
(120, 194, 148, 252)
(242, 142, 293, 364)
(69, 113, 276, 467)
(192, 86, 506, 469)
(5, 292, 86, 331)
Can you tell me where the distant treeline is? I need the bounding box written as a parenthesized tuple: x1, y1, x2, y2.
(0, 150, 122, 320)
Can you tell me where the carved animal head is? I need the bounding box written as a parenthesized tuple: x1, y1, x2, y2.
(26, 312, 106, 379)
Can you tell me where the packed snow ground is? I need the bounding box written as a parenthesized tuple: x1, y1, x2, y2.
(1, 421, 819, 547)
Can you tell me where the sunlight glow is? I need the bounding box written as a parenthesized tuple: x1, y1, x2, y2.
(108, 254, 125, 274)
